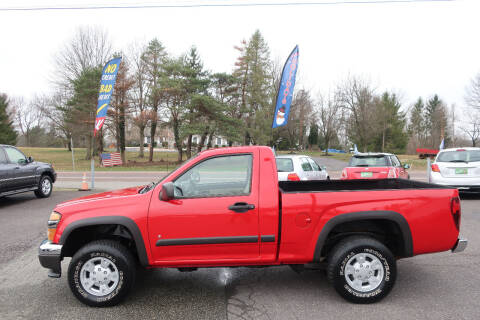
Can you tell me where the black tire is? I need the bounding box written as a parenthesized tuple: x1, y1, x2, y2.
(327, 236, 396, 304)
(68, 240, 136, 307)
(34, 175, 53, 198)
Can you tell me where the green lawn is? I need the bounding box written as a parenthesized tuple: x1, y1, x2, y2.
(19, 147, 179, 172)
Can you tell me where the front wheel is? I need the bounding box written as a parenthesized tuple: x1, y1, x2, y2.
(34, 175, 52, 198)
(68, 240, 136, 307)
(327, 236, 396, 304)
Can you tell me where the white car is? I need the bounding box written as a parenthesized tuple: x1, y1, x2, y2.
(275, 155, 330, 181)
(430, 147, 480, 192)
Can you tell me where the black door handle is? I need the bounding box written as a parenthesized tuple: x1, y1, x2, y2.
(228, 202, 255, 213)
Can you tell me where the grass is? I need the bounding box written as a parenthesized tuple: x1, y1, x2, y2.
(19, 147, 179, 172)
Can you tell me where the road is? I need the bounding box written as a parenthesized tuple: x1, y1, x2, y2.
(0, 189, 479, 319)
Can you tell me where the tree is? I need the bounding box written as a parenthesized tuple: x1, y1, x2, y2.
(233, 30, 273, 145)
(337, 76, 377, 152)
(374, 92, 407, 153)
(307, 121, 318, 148)
(109, 54, 134, 164)
(465, 72, 480, 109)
(142, 39, 167, 162)
(13, 96, 43, 146)
(67, 67, 103, 159)
(425, 94, 448, 148)
(54, 26, 112, 84)
(317, 94, 341, 155)
(0, 94, 17, 145)
(129, 41, 150, 157)
(408, 97, 427, 148)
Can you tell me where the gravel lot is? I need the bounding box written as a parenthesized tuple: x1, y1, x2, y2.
(0, 189, 478, 320)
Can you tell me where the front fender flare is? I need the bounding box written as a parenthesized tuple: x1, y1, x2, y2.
(59, 216, 149, 266)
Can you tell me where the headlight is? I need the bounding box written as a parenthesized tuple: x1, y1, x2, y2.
(47, 211, 62, 241)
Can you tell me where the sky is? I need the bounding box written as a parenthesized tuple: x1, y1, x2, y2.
(1, 0, 479, 116)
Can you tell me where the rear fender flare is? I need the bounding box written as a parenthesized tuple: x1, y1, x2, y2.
(59, 216, 149, 266)
(313, 210, 413, 261)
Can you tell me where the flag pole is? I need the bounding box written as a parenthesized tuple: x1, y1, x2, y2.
(91, 122, 95, 190)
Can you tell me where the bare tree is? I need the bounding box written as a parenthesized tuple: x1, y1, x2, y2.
(317, 93, 341, 155)
(54, 26, 112, 84)
(465, 72, 480, 109)
(12, 96, 43, 146)
(128, 41, 150, 157)
(337, 76, 377, 152)
(460, 108, 480, 147)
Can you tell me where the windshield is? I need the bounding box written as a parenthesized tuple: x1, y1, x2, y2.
(276, 158, 294, 172)
(139, 154, 199, 194)
(349, 156, 388, 167)
(436, 150, 480, 163)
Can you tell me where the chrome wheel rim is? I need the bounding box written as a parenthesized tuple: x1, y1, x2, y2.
(41, 179, 51, 195)
(80, 257, 119, 296)
(344, 252, 384, 292)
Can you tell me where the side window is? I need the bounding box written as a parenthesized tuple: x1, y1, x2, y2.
(300, 158, 313, 171)
(4, 147, 26, 164)
(390, 156, 401, 167)
(0, 148, 7, 164)
(173, 154, 252, 198)
(308, 158, 321, 171)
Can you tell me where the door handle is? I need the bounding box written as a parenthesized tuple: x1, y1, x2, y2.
(228, 202, 255, 213)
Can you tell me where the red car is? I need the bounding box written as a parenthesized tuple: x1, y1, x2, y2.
(39, 146, 465, 306)
(341, 153, 410, 180)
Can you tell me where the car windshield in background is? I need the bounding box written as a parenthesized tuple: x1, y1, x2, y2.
(436, 150, 480, 163)
(350, 156, 387, 167)
(276, 158, 294, 172)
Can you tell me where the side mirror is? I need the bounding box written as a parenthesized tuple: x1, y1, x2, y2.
(27, 156, 34, 163)
(403, 164, 410, 169)
(159, 182, 175, 201)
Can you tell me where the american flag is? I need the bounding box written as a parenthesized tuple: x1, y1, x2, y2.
(101, 153, 123, 167)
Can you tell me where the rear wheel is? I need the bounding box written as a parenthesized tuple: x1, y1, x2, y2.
(68, 240, 136, 307)
(34, 175, 52, 198)
(327, 236, 396, 304)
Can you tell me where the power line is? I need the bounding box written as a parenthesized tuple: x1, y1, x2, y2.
(0, 0, 456, 12)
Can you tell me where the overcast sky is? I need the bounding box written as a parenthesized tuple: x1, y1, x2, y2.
(1, 0, 479, 114)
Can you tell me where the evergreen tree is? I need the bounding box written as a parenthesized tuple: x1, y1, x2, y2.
(0, 94, 17, 145)
(308, 122, 318, 148)
(233, 30, 273, 145)
(373, 92, 407, 153)
(142, 38, 167, 161)
(409, 97, 426, 146)
(425, 94, 449, 148)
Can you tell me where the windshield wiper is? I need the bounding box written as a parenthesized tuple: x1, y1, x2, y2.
(449, 160, 468, 163)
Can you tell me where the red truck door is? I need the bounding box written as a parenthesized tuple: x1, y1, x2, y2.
(148, 152, 260, 264)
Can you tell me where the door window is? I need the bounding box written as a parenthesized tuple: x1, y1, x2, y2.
(308, 158, 321, 171)
(300, 158, 313, 171)
(0, 149, 7, 164)
(5, 147, 26, 164)
(390, 156, 401, 167)
(173, 154, 252, 198)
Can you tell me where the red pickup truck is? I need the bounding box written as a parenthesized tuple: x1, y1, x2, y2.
(38, 146, 467, 307)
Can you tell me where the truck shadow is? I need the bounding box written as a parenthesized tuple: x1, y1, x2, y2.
(459, 192, 480, 200)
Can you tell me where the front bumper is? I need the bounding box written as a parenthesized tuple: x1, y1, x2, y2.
(452, 238, 468, 253)
(38, 239, 63, 278)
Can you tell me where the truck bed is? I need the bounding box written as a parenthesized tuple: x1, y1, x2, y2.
(279, 178, 446, 193)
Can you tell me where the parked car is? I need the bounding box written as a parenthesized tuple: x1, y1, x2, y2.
(0, 144, 56, 198)
(430, 147, 480, 192)
(341, 153, 410, 180)
(39, 146, 466, 307)
(276, 155, 329, 181)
